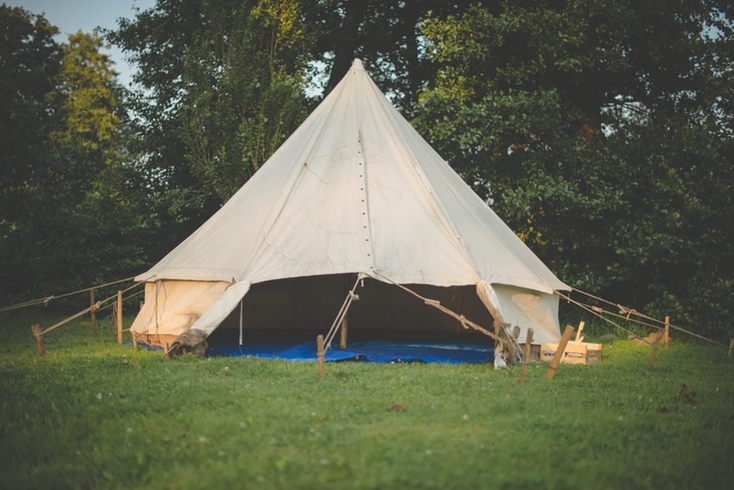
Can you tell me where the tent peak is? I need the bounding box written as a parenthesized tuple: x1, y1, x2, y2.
(351, 58, 365, 71)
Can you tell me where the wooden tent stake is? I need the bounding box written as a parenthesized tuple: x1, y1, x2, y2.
(116, 290, 123, 344)
(90, 289, 97, 337)
(31, 324, 46, 357)
(519, 329, 534, 384)
(725, 338, 733, 362)
(317, 335, 325, 380)
(340, 314, 348, 349)
(647, 329, 665, 368)
(663, 316, 670, 348)
(546, 326, 575, 380)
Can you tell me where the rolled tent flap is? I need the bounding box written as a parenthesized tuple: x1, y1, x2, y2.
(476, 281, 505, 327)
(186, 281, 252, 337)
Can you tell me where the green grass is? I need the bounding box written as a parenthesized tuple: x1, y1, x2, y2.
(1, 310, 733, 489)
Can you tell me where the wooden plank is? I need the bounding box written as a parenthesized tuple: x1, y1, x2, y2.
(546, 326, 574, 380)
(575, 321, 585, 342)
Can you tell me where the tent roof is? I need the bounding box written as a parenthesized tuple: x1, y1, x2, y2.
(137, 59, 568, 295)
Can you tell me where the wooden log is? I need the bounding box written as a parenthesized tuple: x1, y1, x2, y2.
(575, 321, 585, 342)
(340, 314, 348, 349)
(116, 290, 123, 344)
(519, 329, 534, 384)
(546, 325, 575, 380)
(647, 329, 666, 368)
(90, 289, 97, 337)
(317, 335, 325, 380)
(725, 338, 733, 363)
(31, 324, 46, 357)
(663, 316, 670, 348)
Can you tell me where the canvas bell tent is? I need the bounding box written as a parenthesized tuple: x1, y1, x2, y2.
(130, 59, 570, 352)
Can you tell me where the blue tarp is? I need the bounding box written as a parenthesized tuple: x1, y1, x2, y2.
(206, 339, 495, 364)
(137, 336, 496, 364)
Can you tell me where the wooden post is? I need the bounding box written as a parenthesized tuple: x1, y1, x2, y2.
(575, 321, 585, 342)
(546, 325, 575, 380)
(725, 338, 733, 363)
(116, 290, 123, 344)
(340, 314, 348, 349)
(164, 343, 170, 360)
(316, 335, 325, 380)
(519, 329, 534, 384)
(663, 316, 670, 348)
(647, 329, 665, 368)
(31, 324, 46, 357)
(90, 289, 97, 337)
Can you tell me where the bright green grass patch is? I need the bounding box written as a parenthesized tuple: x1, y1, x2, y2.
(1, 311, 732, 489)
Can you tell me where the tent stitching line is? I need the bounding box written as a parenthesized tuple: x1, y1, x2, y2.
(237, 91, 342, 277)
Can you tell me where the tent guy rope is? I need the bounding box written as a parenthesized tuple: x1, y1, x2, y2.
(0, 276, 136, 313)
(561, 289, 728, 348)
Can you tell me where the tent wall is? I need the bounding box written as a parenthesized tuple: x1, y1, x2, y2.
(493, 284, 562, 345)
(130, 280, 230, 347)
(130, 276, 562, 348)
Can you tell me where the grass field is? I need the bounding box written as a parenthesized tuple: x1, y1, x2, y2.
(1, 310, 733, 489)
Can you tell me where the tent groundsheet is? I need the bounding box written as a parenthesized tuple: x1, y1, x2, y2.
(207, 340, 495, 364)
(136, 336, 495, 364)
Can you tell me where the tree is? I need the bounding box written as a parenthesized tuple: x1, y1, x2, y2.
(0, 10, 149, 302)
(0, 5, 63, 296)
(107, 0, 312, 262)
(310, 0, 496, 113)
(179, 0, 311, 200)
(415, 0, 734, 338)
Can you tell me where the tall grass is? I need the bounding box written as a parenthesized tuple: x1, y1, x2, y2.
(1, 310, 732, 489)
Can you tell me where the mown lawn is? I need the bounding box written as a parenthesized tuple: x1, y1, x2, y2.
(1, 310, 732, 489)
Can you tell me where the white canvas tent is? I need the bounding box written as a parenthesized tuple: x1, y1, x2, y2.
(131, 59, 570, 351)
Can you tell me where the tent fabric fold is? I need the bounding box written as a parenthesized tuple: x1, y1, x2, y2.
(131, 58, 569, 350)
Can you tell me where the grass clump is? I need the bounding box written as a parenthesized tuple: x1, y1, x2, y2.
(1, 310, 732, 489)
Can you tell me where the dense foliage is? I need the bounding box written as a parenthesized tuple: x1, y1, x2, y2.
(413, 0, 734, 339)
(0, 6, 150, 301)
(1, 1, 732, 339)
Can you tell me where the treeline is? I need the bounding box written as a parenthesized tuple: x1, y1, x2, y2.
(1, 1, 732, 339)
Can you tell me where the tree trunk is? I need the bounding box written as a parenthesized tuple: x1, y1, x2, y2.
(325, 0, 369, 94)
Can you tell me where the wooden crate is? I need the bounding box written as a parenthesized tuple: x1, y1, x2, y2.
(540, 341, 602, 365)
